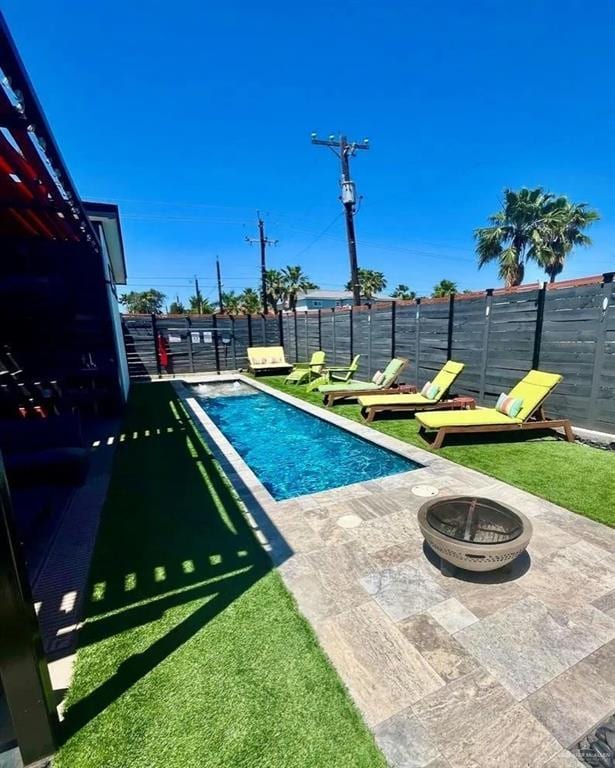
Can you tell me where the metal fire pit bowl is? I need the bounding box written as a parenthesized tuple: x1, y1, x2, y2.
(418, 495, 532, 575)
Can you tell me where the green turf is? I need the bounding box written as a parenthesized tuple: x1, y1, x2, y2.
(263, 376, 615, 528)
(55, 383, 386, 768)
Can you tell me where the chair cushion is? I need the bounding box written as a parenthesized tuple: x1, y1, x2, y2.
(416, 407, 520, 429)
(359, 393, 431, 407)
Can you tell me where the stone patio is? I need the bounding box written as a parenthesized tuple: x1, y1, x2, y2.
(180, 374, 615, 768)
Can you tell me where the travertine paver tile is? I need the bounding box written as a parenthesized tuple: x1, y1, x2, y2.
(443, 703, 560, 768)
(526, 518, 580, 559)
(360, 560, 450, 621)
(374, 707, 440, 768)
(451, 579, 527, 619)
(306, 542, 376, 614)
(276, 516, 324, 554)
(277, 554, 337, 623)
(455, 595, 608, 700)
(524, 639, 615, 746)
(351, 509, 425, 555)
(518, 540, 615, 611)
(593, 589, 615, 619)
(412, 667, 515, 747)
(534, 508, 615, 555)
(399, 614, 479, 683)
(427, 597, 478, 634)
(544, 752, 586, 767)
(318, 602, 444, 725)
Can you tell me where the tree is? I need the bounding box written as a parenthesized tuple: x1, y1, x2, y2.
(265, 269, 286, 311)
(537, 197, 599, 282)
(432, 279, 457, 298)
(239, 288, 261, 314)
(345, 268, 387, 300)
(168, 299, 185, 314)
(475, 187, 599, 287)
(188, 295, 215, 315)
(391, 283, 416, 300)
(119, 289, 166, 314)
(281, 265, 319, 311)
(221, 291, 241, 315)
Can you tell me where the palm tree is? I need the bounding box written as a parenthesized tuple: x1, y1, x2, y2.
(281, 265, 319, 311)
(264, 269, 286, 311)
(475, 188, 556, 287)
(538, 197, 599, 282)
(391, 283, 416, 300)
(188, 294, 214, 314)
(220, 291, 241, 315)
(432, 279, 457, 298)
(345, 268, 387, 301)
(239, 288, 261, 314)
(475, 187, 599, 287)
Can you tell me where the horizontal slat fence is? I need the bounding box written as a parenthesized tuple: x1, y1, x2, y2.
(122, 272, 615, 432)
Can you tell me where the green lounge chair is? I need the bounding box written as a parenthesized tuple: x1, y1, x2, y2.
(358, 361, 465, 422)
(285, 350, 326, 385)
(415, 369, 574, 448)
(306, 355, 361, 392)
(319, 357, 408, 406)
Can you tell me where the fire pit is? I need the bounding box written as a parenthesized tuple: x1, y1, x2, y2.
(418, 496, 532, 575)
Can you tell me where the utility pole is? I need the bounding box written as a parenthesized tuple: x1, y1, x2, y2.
(246, 213, 278, 313)
(194, 275, 203, 314)
(216, 256, 224, 313)
(311, 133, 369, 306)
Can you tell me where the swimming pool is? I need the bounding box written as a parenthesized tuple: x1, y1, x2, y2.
(191, 381, 420, 500)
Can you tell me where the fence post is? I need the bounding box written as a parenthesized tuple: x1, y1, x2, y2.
(212, 314, 220, 374)
(318, 309, 322, 350)
(479, 289, 494, 401)
(185, 316, 195, 373)
(278, 310, 284, 348)
(349, 306, 354, 359)
(305, 312, 309, 360)
(391, 301, 397, 359)
(293, 310, 299, 362)
(230, 316, 237, 370)
(414, 299, 421, 388)
(367, 305, 373, 378)
(447, 293, 455, 361)
(331, 308, 337, 363)
(531, 282, 547, 370)
(588, 272, 614, 423)
(247, 314, 253, 347)
(151, 313, 161, 377)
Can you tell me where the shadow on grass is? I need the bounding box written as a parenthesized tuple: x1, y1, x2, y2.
(61, 383, 273, 741)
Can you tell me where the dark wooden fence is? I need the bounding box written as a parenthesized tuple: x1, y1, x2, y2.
(122, 272, 615, 433)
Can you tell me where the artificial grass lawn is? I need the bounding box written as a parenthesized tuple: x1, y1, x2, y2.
(56, 383, 386, 768)
(261, 376, 615, 528)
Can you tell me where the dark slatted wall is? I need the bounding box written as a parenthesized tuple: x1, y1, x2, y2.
(417, 300, 450, 388)
(450, 296, 485, 400)
(484, 289, 538, 404)
(122, 275, 615, 432)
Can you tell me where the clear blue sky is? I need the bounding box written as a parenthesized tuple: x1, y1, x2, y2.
(4, 1, 614, 305)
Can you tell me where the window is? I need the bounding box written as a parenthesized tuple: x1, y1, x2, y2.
(311, 300, 323, 307)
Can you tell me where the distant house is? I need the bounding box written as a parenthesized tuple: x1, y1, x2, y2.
(291, 290, 395, 310)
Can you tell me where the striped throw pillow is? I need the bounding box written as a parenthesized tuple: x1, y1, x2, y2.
(372, 370, 385, 385)
(421, 381, 440, 400)
(496, 392, 523, 418)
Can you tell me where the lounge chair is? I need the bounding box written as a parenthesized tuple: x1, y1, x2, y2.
(285, 351, 326, 385)
(415, 370, 574, 449)
(358, 361, 465, 422)
(306, 355, 361, 392)
(318, 357, 408, 406)
(247, 346, 292, 376)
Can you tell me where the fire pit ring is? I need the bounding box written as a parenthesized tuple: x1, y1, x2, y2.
(418, 496, 532, 575)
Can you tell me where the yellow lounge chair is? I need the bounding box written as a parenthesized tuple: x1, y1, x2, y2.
(358, 361, 465, 422)
(415, 370, 574, 449)
(247, 346, 292, 376)
(285, 351, 326, 385)
(319, 357, 408, 406)
(306, 354, 361, 392)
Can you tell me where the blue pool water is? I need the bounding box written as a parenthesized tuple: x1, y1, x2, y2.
(192, 381, 420, 500)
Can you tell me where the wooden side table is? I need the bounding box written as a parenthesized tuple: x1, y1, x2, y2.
(449, 396, 476, 410)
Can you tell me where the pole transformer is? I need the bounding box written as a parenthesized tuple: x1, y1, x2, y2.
(246, 213, 278, 313)
(311, 133, 369, 306)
